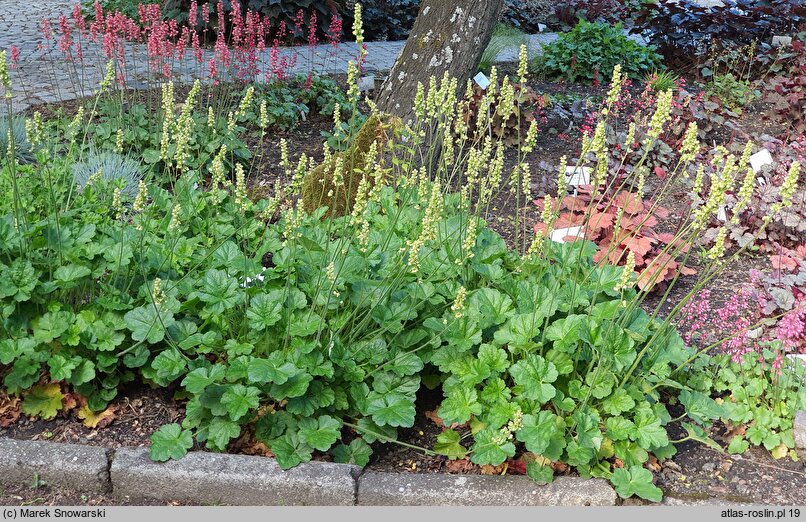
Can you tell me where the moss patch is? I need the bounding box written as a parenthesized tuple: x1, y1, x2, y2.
(301, 114, 397, 217)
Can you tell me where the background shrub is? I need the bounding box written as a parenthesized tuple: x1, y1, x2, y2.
(538, 20, 663, 82)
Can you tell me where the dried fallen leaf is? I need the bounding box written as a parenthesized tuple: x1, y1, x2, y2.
(424, 409, 444, 427)
(445, 458, 474, 474)
(480, 464, 505, 475)
(61, 392, 78, 412)
(506, 459, 527, 475)
(0, 392, 21, 428)
(77, 405, 117, 429)
(647, 455, 662, 472)
(771, 443, 789, 460)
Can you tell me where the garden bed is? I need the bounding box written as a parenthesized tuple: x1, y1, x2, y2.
(2, 78, 804, 507)
(2, 0, 805, 504)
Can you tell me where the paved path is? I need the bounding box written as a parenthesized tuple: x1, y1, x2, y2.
(0, 0, 558, 113)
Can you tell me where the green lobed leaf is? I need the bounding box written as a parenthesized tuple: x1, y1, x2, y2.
(611, 466, 663, 502)
(331, 439, 372, 467)
(149, 423, 194, 462)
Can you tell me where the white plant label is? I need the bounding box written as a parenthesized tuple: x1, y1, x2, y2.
(550, 225, 583, 243)
(473, 72, 491, 90)
(749, 149, 773, 173)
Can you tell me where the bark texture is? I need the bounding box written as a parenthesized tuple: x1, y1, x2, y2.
(375, 0, 505, 124)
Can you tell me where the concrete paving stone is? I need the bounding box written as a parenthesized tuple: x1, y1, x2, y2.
(0, 437, 112, 493)
(357, 472, 617, 506)
(794, 411, 806, 450)
(110, 447, 360, 506)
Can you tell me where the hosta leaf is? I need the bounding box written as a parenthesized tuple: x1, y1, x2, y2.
(611, 466, 662, 502)
(21, 383, 64, 420)
(332, 439, 372, 466)
(150, 423, 194, 461)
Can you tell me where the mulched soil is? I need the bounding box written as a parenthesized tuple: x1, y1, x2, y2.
(4, 71, 805, 506)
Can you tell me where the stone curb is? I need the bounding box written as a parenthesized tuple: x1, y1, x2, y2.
(794, 411, 806, 451)
(357, 472, 616, 506)
(110, 447, 359, 506)
(0, 437, 618, 505)
(0, 438, 112, 493)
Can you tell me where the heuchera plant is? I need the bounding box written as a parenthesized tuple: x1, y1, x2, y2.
(534, 186, 695, 291)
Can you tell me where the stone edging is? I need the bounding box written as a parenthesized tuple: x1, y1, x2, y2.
(0, 437, 616, 506)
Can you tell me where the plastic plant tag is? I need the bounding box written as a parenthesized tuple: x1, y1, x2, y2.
(358, 75, 375, 92)
(538, 23, 547, 32)
(717, 205, 727, 222)
(749, 149, 773, 173)
(564, 165, 591, 187)
(550, 225, 583, 243)
(473, 72, 491, 90)
(772, 35, 793, 48)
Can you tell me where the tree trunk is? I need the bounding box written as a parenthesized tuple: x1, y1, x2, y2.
(375, 0, 504, 124)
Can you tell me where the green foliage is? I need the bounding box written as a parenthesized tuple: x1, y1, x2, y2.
(244, 75, 351, 131)
(690, 348, 806, 459)
(150, 423, 194, 461)
(538, 20, 663, 82)
(431, 238, 720, 496)
(704, 73, 760, 113)
(86, 98, 251, 181)
(479, 24, 529, 74)
(645, 70, 679, 93)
